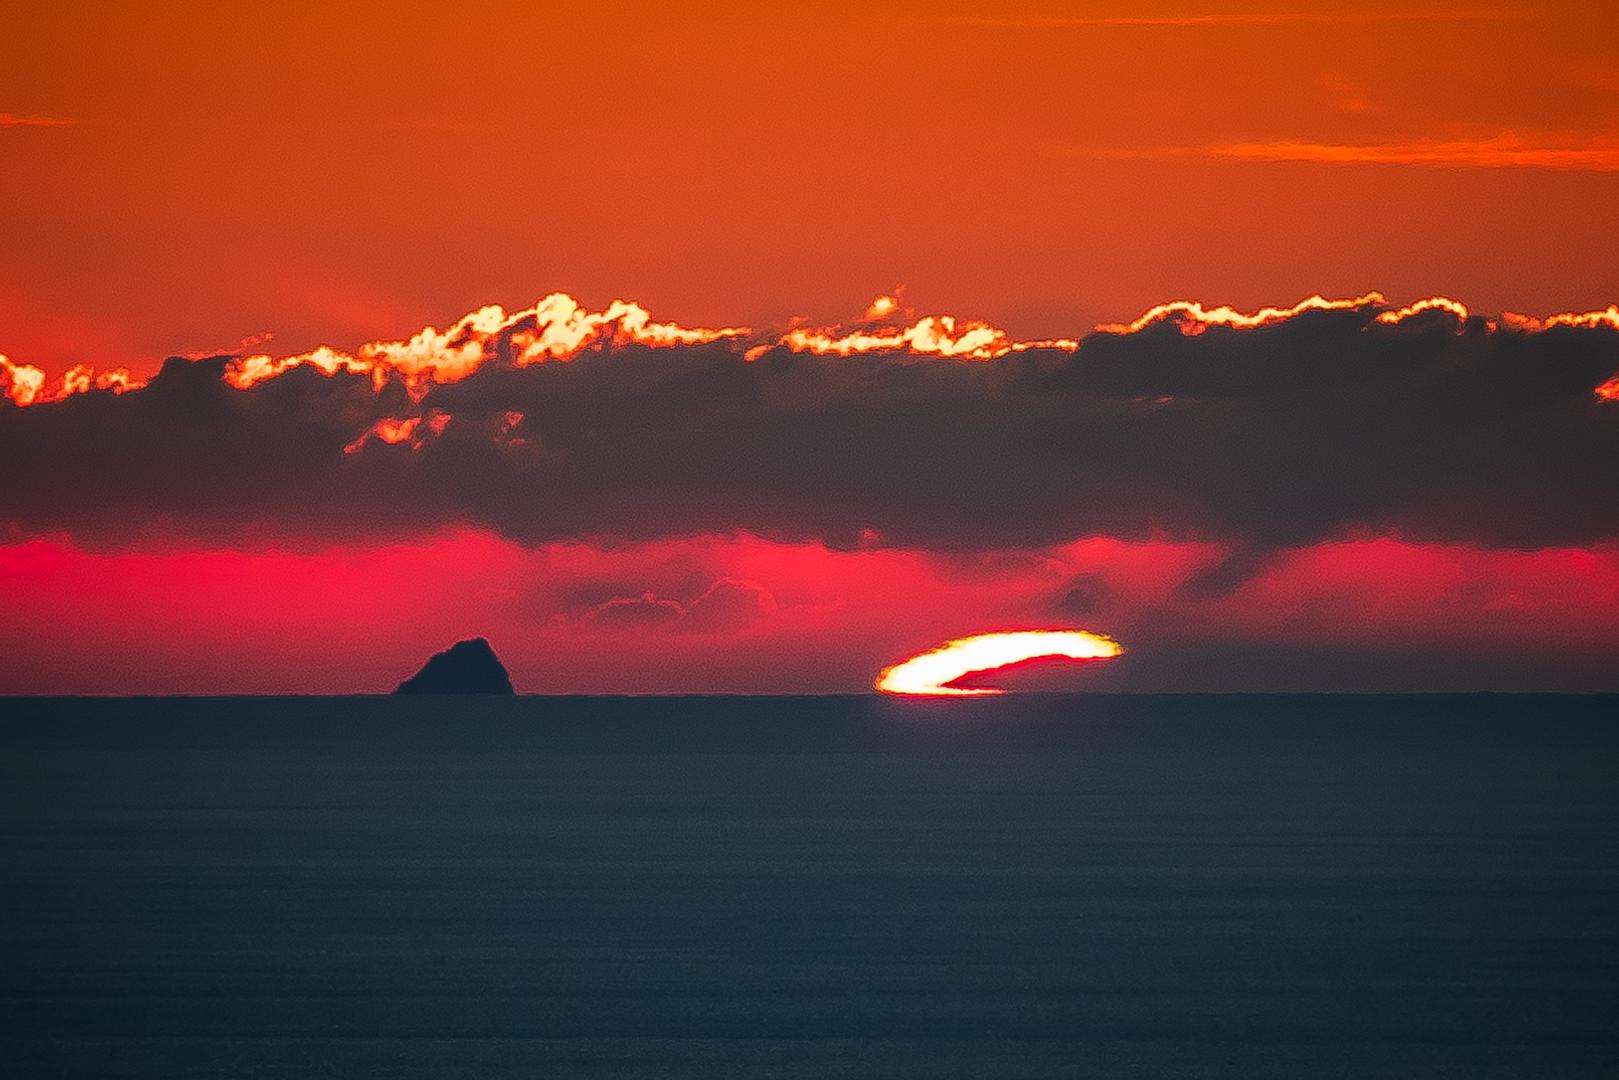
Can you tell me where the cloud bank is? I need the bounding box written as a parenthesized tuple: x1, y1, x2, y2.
(3, 294, 1617, 594)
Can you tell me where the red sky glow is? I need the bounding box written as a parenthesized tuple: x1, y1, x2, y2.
(3, 531, 1616, 694)
(3, 2, 1617, 693)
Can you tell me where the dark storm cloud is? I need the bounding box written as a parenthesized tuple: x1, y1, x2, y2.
(3, 308, 1617, 591)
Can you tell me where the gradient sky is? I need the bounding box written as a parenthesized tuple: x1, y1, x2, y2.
(3, 1, 1618, 692)
(5, 0, 1619, 372)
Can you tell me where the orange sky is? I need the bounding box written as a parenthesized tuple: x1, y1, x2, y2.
(4, 0, 1619, 376)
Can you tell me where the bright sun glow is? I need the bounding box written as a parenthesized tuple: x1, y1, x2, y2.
(876, 629, 1124, 696)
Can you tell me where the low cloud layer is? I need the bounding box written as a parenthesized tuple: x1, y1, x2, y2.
(3, 297, 1617, 594)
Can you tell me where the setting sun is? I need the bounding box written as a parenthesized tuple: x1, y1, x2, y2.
(876, 629, 1124, 697)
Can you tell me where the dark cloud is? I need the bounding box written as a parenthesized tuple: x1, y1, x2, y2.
(1056, 573, 1109, 615)
(3, 309, 1617, 594)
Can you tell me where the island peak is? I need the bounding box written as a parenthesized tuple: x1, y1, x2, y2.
(395, 637, 515, 695)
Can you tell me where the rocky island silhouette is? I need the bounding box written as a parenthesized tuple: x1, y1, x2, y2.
(395, 638, 515, 695)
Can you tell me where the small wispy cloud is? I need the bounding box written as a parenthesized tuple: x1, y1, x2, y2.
(970, 8, 1525, 29)
(0, 113, 75, 128)
(1059, 134, 1619, 172)
(1318, 75, 1379, 115)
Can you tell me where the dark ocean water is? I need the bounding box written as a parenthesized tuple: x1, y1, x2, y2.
(2, 694, 1617, 1079)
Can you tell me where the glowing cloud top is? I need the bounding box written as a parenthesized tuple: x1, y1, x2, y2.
(7, 291, 1619, 407)
(876, 630, 1124, 696)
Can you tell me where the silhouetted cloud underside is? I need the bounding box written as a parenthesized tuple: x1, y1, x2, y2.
(4, 308, 1617, 595)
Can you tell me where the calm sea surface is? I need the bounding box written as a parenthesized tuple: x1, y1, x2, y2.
(2, 694, 1617, 1078)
